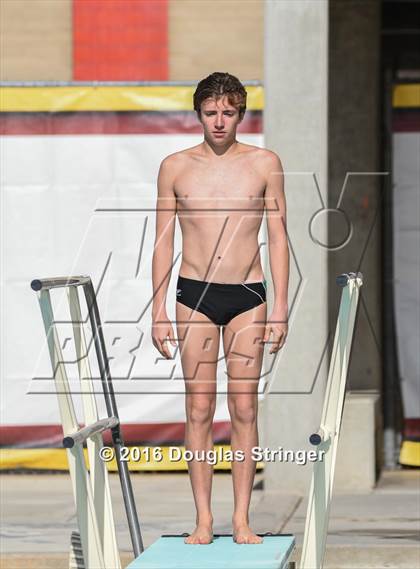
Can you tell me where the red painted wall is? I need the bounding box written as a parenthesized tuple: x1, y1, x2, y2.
(73, 0, 168, 80)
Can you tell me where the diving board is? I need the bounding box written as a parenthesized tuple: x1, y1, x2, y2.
(126, 534, 296, 569)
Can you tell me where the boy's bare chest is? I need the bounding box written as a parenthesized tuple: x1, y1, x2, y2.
(174, 159, 266, 201)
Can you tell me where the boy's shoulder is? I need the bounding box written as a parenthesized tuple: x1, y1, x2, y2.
(256, 146, 282, 164)
(161, 144, 202, 165)
(239, 143, 281, 163)
(240, 145, 282, 177)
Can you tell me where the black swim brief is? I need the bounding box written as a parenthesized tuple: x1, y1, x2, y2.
(176, 275, 267, 326)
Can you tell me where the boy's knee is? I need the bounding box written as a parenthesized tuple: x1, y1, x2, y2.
(187, 399, 216, 425)
(229, 402, 257, 425)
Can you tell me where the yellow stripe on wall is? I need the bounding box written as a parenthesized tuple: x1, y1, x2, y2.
(0, 445, 264, 471)
(399, 440, 420, 467)
(0, 85, 264, 113)
(393, 83, 420, 108)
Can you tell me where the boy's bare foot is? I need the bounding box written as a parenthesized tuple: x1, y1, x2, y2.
(184, 517, 213, 544)
(232, 519, 263, 544)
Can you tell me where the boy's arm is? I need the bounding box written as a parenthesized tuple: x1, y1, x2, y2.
(263, 151, 289, 319)
(152, 156, 177, 320)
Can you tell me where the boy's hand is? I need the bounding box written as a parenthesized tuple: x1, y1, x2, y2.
(262, 311, 288, 354)
(152, 318, 177, 359)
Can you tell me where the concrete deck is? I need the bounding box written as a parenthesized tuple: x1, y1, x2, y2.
(1, 469, 419, 568)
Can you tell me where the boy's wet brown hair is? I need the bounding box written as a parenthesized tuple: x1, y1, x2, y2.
(193, 72, 247, 119)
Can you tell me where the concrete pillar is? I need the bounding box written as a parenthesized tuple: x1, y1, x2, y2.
(263, 0, 329, 493)
(328, 0, 382, 393)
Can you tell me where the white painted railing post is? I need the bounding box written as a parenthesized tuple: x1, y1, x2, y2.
(35, 283, 122, 569)
(300, 272, 363, 569)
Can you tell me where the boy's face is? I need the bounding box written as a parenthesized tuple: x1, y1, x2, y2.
(199, 95, 242, 144)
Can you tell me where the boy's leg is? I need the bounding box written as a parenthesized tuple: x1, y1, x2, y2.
(222, 301, 267, 544)
(176, 300, 221, 544)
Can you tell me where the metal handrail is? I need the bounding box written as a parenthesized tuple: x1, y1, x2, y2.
(31, 276, 91, 291)
(63, 417, 119, 449)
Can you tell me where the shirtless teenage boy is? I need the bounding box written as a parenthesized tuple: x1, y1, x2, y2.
(151, 72, 289, 545)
